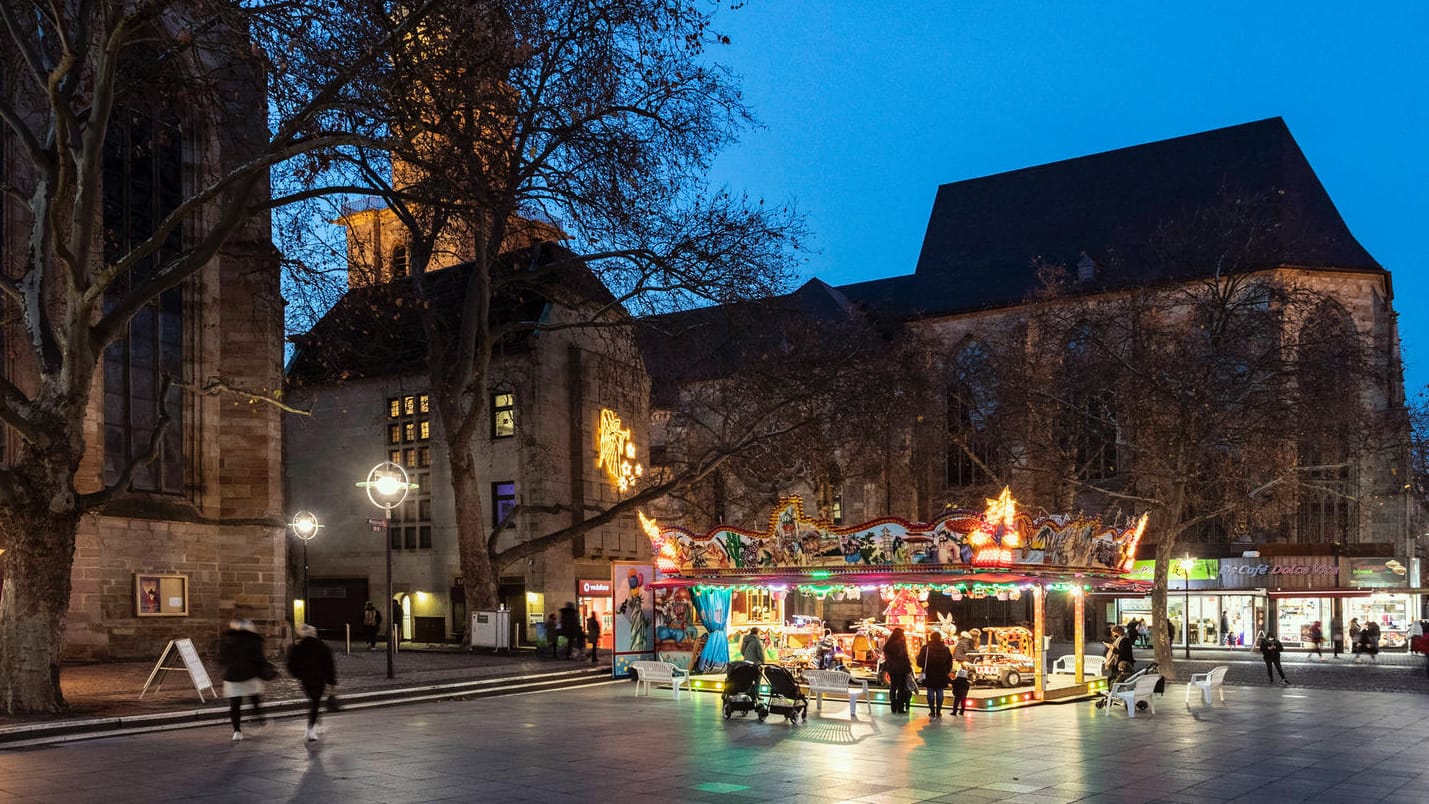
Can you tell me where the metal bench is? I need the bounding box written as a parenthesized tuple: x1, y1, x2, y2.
(629, 660, 690, 700)
(803, 669, 872, 716)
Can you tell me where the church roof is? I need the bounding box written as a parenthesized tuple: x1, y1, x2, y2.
(839, 117, 1383, 319)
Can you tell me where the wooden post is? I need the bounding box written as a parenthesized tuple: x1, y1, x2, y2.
(1073, 587, 1086, 684)
(1033, 585, 1045, 700)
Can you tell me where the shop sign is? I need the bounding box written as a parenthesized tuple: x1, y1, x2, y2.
(1348, 557, 1409, 588)
(1216, 556, 1337, 590)
(579, 579, 613, 596)
(1122, 558, 1218, 582)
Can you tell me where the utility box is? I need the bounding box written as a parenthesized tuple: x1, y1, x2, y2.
(471, 609, 512, 651)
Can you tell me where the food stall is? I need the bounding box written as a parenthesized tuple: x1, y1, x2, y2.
(636, 487, 1151, 709)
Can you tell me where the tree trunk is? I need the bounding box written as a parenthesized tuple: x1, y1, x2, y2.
(450, 449, 500, 622)
(0, 501, 81, 714)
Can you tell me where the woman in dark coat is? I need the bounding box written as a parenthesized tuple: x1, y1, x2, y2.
(219, 618, 267, 742)
(287, 624, 337, 742)
(917, 630, 954, 718)
(882, 627, 913, 715)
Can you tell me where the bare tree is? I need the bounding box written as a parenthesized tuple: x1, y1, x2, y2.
(954, 197, 1394, 678)
(0, 0, 444, 713)
(279, 0, 804, 620)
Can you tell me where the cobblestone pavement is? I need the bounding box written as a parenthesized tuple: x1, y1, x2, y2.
(3, 676, 1428, 802)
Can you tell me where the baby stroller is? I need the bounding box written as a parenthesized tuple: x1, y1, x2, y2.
(1095, 660, 1163, 711)
(759, 665, 809, 723)
(721, 661, 767, 720)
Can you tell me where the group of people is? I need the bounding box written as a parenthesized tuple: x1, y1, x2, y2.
(219, 619, 336, 743)
(880, 628, 973, 717)
(544, 602, 603, 664)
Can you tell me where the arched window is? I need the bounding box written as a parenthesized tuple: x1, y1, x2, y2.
(1296, 303, 1356, 543)
(945, 340, 999, 488)
(391, 245, 409, 279)
(1061, 322, 1117, 481)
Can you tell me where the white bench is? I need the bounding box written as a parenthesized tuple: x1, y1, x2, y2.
(1185, 665, 1229, 705)
(804, 669, 872, 717)
(630, 660, 690, 700)
(1104, 674, 1160, 718)
(1051, 654, 1106, 677)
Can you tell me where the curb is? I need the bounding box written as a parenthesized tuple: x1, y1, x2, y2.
(0, 666, 611, 749)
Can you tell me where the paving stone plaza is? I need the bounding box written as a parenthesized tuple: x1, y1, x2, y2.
(3, 661, 1428, 804)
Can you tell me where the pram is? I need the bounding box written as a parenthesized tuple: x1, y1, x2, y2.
(1095, 660, 1164, 711)
(721, 661, 767, 720)
(759, 664, 809, 723)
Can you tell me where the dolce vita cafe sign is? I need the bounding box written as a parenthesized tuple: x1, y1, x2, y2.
(1124, 556, 1339, 588)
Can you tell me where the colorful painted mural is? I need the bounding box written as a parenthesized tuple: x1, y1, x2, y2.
(641, 488, 1147, 577)
(611, 562, 655, 677)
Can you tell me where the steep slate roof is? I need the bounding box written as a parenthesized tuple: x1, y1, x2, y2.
(838, 117, 1383, 319)
(286, 242, 614, 386)
(637, 278, 863, 407)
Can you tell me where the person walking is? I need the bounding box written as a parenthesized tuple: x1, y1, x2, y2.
(220, 618, 269, 741)
(1257, 631, 1289, 685)
(1330, 614, 1344, 658)
(740, 627, 766, 664)
(586, 611, 602, 665)
(545, 612, 560, 658)
(882, 627, 913, 715)
(1348, 618, 1362, 659)
(559, 601, 582, 660)
(950, 669, 973, 715)
(361, 601, 381, 651)
(287, 624, 337, 742)
(916, 630, 953, 718)
(1308, 620, 1325, 661)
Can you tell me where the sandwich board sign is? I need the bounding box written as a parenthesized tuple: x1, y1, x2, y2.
(139, 638, 217, 702)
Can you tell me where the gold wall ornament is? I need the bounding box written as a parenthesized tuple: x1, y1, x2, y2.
(597, 408, 644, 492)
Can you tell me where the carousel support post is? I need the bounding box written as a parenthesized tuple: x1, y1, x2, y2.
(1033, 585, 1045, 701)
(1073, 586, 1086, 684)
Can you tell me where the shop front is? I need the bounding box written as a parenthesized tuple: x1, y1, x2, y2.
(578, 578, 615, 652)
(628, 488, 1151, 710)
(1343, 557, 1418, 649)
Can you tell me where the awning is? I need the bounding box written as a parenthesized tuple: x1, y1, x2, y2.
(650, 573, 1150, 591)
(1267, 589, 1374, 599)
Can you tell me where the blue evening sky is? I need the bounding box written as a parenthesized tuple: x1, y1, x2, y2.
(703, 2, 1429, 396)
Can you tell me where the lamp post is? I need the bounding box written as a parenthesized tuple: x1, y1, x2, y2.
(291, 511, 321, 623)
(358, 461, 416, 679)
(1178, 554, 1196, 660)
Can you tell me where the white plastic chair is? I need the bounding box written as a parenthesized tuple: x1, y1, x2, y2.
(1185, 665, 1229, 705)
(1104, 674, 1160, 718)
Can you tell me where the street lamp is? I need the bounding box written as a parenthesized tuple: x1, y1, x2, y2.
(1177, 553, 1196, 660)
(357, 461, 417, 679)
(291, 511, 321, 623)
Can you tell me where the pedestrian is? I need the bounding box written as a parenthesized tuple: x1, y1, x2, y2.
(1348, 618, 1362, 658)
(586, 611, 602, 665)
(287, 624, 337, 742)
(740, 627, 765, 664)
(559, 601, 582, 660)
(952, 630, 975, 671)
(1104, 625, 1135, 681)
(882, 627, 913, 715)
(951, 669, 972, 715)
(1359, 621, 1381, 663)
(1256, 630, 1288, 685)
(545, 612, 560, 658)
(361, 601, 381, 651)
(1331, 614, 1343, 657)
(1308, 620, 1324, 661)
(219, 618, 270, 741)
(916, 630, 953, 718)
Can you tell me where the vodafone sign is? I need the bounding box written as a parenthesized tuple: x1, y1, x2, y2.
(579, 580, 613, 596)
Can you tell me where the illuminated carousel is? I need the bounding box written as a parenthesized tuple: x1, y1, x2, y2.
(623, 489, 1150, 711)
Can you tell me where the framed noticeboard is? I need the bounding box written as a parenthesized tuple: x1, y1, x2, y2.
(135, 574, 189, 616)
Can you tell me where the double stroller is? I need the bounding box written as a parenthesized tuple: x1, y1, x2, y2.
(721, 662, 809, 723)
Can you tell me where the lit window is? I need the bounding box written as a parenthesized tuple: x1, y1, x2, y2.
(492, 392, 515, 438)
(493, 481, 516, 527)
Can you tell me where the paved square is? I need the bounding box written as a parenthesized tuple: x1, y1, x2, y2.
(2, 680, 1427, 802)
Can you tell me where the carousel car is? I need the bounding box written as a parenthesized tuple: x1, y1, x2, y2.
(966, 650, 1035, 688)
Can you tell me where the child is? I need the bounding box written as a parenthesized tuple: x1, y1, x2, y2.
(951, 668, 972, 715)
